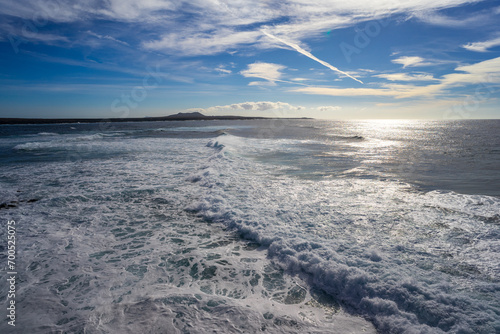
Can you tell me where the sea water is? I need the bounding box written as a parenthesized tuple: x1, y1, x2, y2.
(0, 119, 499, 333)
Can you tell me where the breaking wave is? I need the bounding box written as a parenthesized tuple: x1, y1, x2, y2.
(185, 134, 500, 333)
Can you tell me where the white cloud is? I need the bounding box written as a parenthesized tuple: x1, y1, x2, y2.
(374, 73, 438, 81)
(0, 21, 69, 45)
(411, 10, 491, 28)
(248, 81, 276, 86)
(317, 106, 342, 112)
(184, 108, 206, 113)
(87, 31, 130, 46)
(215, 66, 231, 74)
(97, 0, 177, 21)
(441, 57, 500, 86)
(240, 62, 286, 84)
(392, 56, 427, 68)
(137, 0, 492, 57)
(293, 87, 401, 97)
(391, 56, 457, 68)
(462, 36, 500, 52)
(192, 101, 305, 113)
(291, 57, 500, 99)
(143, 29, 262, 56)
(0, 0, 492, 59)
(239, 62, 314, 87)
(0, 0, 81, 23)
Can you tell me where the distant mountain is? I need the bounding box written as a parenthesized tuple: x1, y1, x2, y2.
(164, 112, 206, 119)
(0, 112, 312, 125)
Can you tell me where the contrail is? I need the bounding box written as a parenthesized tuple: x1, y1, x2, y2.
(262, 30, 363, 84)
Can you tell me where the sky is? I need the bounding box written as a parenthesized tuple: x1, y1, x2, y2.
(0, 0, 499, 119)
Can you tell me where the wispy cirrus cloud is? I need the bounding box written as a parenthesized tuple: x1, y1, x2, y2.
(392, 56, 428, 68)
(142, 29, 262, 56)
(391, 56, 456, 68)
(374, 73, 438, 81)
(462, 36, 500, 52)
(411, 10, 492, 28)
(240, 62, 286, 85)
(0, 21, 69, 45)
(239, 61, 313, 87)
(293, 86, 402, 98)
(1, 0, 499, 120)
(4, 1, 485, 50)
(1, 0, 493, 61)
(136, 0, 493, 59)
(291, 57, 500, 99)
(214, 66, 232, 75)
(86, 31, 130, 46)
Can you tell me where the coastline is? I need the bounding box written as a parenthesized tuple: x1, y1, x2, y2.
(0, 112, 312, 125)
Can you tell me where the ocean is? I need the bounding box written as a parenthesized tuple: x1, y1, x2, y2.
(0, 119, 499, 333)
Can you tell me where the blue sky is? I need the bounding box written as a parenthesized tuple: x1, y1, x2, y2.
(0, 0, 499, 119)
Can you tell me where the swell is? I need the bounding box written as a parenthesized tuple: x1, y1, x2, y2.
(13, 133, 111, 151)
(184, 136, 500, 334)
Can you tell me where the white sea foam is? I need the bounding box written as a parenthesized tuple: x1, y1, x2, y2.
(186, 134, 500, 333)
(70, 133, 104, 141)
(1, 136, 376, 333)
(13, 133, 123, 151)
(37, 132, 60, 136)
(159, 125, 252, 132)
(13, 141, 58, 151)
(3, 123, 498, 333)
